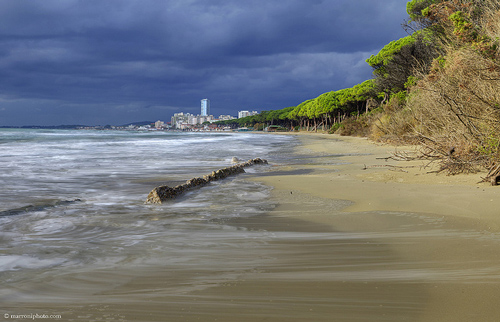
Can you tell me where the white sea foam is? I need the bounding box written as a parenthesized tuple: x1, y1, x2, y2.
(0, 255, 66, 271)
(0, 129, 298, 301)
(29, 217, 76, 234)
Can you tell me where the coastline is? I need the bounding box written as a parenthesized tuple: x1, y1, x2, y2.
(245, 132, 500, 321)
(260, 132, 500, 231)
(120, 131, 499, 322)
(4, 131, 500, 321)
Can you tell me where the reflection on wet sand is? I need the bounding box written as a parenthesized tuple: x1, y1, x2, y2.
(6, 193, 500, 322)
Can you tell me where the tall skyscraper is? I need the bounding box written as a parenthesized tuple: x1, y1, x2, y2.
(201, 99, 210, 116)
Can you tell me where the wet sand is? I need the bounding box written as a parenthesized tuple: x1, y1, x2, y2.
(4, 133, 500, 321)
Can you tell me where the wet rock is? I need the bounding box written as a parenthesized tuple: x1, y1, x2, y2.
(145, 158, 268, 204)
(186, 177, 207, 188)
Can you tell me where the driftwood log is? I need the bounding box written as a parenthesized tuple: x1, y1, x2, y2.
(483, 163, 500, 186)
(145, 158, 268, 204)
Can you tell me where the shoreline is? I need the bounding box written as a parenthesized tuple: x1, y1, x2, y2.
(259, 132, 500, 232)
(138, 131, 500, 322)
(5, 132, 500, 321)
(240, 132, 500, 321)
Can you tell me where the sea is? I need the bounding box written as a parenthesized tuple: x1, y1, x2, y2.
(0, 129, 297, 303)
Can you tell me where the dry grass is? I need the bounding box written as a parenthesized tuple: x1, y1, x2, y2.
(406, 47, 500, 173)
(376, 1, 500, 176)
(337, 116, 371, 137)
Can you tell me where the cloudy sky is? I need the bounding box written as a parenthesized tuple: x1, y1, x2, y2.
(0, 0, 409, 126)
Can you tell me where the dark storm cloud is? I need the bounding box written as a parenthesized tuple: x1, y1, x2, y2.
(0, 0, 409, 126)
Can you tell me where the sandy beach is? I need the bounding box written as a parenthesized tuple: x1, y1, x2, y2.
(4, 132, 500, 322)
(185, 133, 500, 322)
(267, 133, 500, 230)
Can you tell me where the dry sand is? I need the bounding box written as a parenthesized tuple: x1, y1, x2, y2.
(266, 133, 500, 230)
(244, 132, 500, 322)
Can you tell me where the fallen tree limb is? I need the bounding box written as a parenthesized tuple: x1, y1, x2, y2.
(479, 163, 500, 185)
(145, 158, 268, 204)
(362, 164, 418, 173)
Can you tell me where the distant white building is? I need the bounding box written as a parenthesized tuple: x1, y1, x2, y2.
(198, 115, 214, 124)
(201, 99, 210, 116)
(155, 120, 165, 129)
(188, 114, 214, 125)
(218, 115, 236, 121)
(238, 110, 258, 119)
(171, 112, 194, 129)
(178, 122, 191, 130)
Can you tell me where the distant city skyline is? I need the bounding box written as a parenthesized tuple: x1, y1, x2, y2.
(0, 1, 409, 126)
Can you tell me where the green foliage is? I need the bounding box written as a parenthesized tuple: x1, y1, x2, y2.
(436, 55, 446, 68)
(214, 0, 444, 135)
(369, 32, 440, 96)
(404, 75, 419, 89)
(328, 123, 342, 134)
(367, 106, 384, 116)
(390, 91, 407, 104)
(366, 36, 417, 74)
(407, 0, 422, 21)
(298, 80, 376, 119)
(215, 0, 500, 142)
(421, 6, 431, 17)
(216, 78, 377, 134)
(447, 9, 499, 59)
(251, 123, 261, 131)
(406, 0, 440, 23)
(477, 133, 500, 157)
(449, 11, 473, 37)
(421, 1, 499, 60)
(278, 106, 295, 120)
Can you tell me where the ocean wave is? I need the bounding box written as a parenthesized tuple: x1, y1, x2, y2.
(0, 199, 82, 218)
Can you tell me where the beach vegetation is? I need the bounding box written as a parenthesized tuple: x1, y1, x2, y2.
(407, 0, 441, 24)
(216, 0, 500, 177)
(375, 0, 500, 176)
